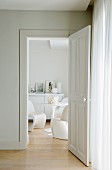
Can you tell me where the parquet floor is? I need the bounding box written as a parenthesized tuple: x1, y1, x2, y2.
(0, 122, 91, 170)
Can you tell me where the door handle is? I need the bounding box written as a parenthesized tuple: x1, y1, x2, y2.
(84, 98, 87, 102)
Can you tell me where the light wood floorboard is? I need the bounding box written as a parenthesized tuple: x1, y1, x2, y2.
(0, 123, 91, 170)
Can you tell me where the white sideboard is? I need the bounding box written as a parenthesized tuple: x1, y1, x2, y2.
(28, 93, 64, 119)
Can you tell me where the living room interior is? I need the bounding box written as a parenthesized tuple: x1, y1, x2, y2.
(27, 37, 69, 136)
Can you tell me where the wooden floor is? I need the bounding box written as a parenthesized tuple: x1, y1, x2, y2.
(0, 123, 91, 170)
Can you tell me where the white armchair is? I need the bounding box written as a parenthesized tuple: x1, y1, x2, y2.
(27, 100, 46, 131)
(53, 97, 68, 118)
(51, 105, 68, 140)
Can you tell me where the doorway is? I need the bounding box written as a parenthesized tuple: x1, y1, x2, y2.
(20, 27, 91, 166)
(27, 37, 69, 135)
(19, 29, 69, 147)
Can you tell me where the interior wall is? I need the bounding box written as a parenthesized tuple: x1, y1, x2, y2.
(29, 40, 68, 96)
(0, 9, 92, 149)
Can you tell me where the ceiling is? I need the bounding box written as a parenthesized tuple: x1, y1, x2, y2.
(0, 0, 92, 11)
(49, 39, 68, 49)
(29, 38, 69, 50)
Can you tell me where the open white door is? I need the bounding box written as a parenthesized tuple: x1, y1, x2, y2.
(68, 26, 91, 166)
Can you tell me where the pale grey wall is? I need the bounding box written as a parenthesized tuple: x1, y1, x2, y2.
(29, 40, 68, 96)
(0, 10, 91, 146)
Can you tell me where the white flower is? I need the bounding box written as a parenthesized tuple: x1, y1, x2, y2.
(47, 96, 59, 104)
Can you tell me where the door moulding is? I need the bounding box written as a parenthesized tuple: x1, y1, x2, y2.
(19, 29, 69, 148)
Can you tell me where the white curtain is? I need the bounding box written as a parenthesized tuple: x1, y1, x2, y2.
(90, 0, 112, 170)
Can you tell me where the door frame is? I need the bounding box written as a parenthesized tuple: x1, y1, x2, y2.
(19, 28, 91, 164)
(19, 30, 70, 148)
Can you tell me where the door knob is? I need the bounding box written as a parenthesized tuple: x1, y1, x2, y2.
(84, 98, 87, 102)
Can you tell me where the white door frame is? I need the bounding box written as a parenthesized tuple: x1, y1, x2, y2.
(19, 30, 69, 148)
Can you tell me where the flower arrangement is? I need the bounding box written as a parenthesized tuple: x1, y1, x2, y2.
(47, 96, 59, 105)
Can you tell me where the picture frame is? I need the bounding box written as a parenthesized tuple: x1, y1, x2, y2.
(35, 82, 44, 93)
(45, 80, 55, 93)
(28, 83, 36, 93)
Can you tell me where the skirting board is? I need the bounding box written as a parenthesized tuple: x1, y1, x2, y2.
(0, 139, 28, 150)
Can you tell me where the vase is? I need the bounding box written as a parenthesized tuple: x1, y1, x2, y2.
(52, 88, 58, 94)
(57, 82, 62, 94)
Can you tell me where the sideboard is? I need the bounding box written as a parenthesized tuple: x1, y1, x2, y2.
(28, 93, 64, 119)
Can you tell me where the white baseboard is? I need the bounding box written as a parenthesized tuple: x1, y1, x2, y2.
(0, 141, 27, 150)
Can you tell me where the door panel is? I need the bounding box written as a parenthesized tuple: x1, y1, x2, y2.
(70, 102, 77, 149)
(77, 104, 86, 155)
(68, 26, 91, 166)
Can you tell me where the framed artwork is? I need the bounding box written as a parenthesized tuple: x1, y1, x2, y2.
(35, 82, 44, 93)
(28, 83, 36, 93)
(45, 80, 55, 93)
